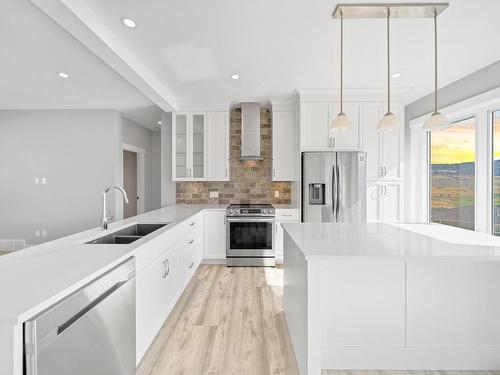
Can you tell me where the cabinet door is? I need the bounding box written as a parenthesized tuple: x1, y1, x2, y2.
(380, 104, 403, 179)
(180, 233, 198, 288)
(328, 102, 361, 150)
(204, 210, 226, 259)
(207, 112, 229, 180)
(274, 221, 284, 259)
(173, 113, 189, 179)
(161, 246, 180, 320)
(191, 113, 206, 179)
(273, 111, 295, 181)
(136, 257, 163, 363)
(367, 184, 380, 222)
(380, 183, 402, 222)
(301, 103, 329, 150)
(362, 103, 383, 180)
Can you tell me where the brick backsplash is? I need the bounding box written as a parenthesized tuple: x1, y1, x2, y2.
(176, 108, 292, 204)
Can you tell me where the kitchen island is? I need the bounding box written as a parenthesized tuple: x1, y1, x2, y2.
(282, 222, 500, 374)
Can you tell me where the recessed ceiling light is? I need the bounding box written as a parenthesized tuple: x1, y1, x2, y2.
(121, 17, 137, 28)
(231, 74, 239, 80)
(157, 121, 162, 125)
(391, 72, 401, 78)
(57, 72, 70, 79)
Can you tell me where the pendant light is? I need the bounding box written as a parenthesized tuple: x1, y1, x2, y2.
(423, 10, 449, 131)
(330, 11, 351, 135)
(377, 8, 399, 132)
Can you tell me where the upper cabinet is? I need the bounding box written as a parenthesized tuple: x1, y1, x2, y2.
(272, 110, 295, 181)
(172, 111, 229, 181)
(362, 102, 404, 181)
(300, 102, 360, 151)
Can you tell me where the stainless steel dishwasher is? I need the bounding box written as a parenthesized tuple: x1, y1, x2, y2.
(24, 257, 136, 375)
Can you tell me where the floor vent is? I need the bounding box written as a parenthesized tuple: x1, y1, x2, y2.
(0, 239, 26, 252)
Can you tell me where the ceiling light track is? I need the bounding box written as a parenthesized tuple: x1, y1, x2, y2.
(332, 3, 448, 19)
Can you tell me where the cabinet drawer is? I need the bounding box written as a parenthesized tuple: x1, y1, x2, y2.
(275, 209, 300, 221)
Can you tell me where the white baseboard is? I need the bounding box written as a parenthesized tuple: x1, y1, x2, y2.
(322, 346, 500, 370)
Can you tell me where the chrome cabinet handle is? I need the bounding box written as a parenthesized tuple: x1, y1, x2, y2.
(161, 260, 167, 278)
(332, 165, 336, 215)
(165, 259, 170, 276)
(380, 166, 383, 177)
(336, 165, 341, 217)
(189, 222, 195, 227)
(188, 262, 194, 269)
(188, 239, 194, 244)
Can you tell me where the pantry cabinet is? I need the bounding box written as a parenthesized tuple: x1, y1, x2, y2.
(367, 182, 403, 222)
(362, 103, 404, 181)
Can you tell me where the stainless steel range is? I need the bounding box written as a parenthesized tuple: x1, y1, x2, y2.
(226, 204, 275, 267)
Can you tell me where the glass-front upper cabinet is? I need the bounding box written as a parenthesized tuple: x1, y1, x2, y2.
(172, 112, 206, 180)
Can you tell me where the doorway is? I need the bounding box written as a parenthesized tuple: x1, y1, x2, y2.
(123, 150, 137, 218)
(122, 143, 146, 219)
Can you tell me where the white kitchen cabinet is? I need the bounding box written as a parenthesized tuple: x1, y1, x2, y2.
(300, 103, 329, 150)
(204, 210, 226, 260)
(328, 102, 361, 150)
(367, 183, 380, 222)
(362, 102, 404, 180)
(274, 209, 300, 264)
(136, 244, 179, 363)
(272, 111, 295, 181)
(300, 102, 360, 151)
(206, 112, 230, 180)
(172, 112, 207, 180)
(367, 182, 402, 222)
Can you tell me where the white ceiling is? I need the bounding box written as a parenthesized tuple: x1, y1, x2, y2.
(31, 0, 500, 107)
(0, 0, 161, 129)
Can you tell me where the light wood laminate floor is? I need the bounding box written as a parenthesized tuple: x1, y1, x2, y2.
(137, 265, 499, 375)
(136, 264, 300, 375)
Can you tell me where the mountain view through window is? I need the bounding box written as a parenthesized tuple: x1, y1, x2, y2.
(430, 117, 476, 230)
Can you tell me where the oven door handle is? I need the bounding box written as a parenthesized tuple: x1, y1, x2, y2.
(226, 217, 274, 223)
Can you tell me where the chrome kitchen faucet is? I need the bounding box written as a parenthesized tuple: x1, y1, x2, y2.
(101, 185, 129, 230)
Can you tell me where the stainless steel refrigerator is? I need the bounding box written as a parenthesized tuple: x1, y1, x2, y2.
(302, 151, 367, 223)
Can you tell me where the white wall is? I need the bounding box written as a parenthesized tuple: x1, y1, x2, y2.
(121, 116, 161, 212)
(0, 109, 122, 245)
(151, 130, 162, 209)
(160, 112, 176, 206)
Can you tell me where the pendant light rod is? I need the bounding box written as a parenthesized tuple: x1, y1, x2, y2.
(340, 10, 344, 114)
(433, 9, 438, 113)
(386, 7, 391, 114)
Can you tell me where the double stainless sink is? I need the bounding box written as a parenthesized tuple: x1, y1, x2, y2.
(86, 223, 169, 245)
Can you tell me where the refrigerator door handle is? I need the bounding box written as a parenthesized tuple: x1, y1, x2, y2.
(332, 164, 337, 216)
(336, 165, 341, 217)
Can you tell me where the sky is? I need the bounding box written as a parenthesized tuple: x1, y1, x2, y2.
(431, 118, 476, 164)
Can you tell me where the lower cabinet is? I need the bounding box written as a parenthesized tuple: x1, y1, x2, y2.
(203, 210, 226, 260)
(274, 209, 300, 264)
(136, 214, 204, 365)
(367, 182, 403, 222)
(136, 244, 179, 363)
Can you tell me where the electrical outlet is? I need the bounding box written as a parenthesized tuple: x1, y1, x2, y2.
(35, 177, 40, 184)
(274, 190, 280, 198)
(35, 230, 40, 237)
(41, 177, 47, 184)
(209, 191, 219, 198)
(41, 230, 47, 237)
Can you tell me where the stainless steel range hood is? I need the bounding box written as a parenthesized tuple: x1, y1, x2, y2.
(240, 102, 263, 161)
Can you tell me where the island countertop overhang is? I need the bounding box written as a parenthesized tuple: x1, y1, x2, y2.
(281, 222, 500, 261)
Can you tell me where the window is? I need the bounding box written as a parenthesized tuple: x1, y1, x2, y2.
(430, 117, 476, 230)
(493, 111, 500, 235)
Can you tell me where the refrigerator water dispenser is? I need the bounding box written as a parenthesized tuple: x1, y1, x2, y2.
(309, 183, 325, 205)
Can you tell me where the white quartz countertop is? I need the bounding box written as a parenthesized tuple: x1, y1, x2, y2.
(281, 222, 500, 260)
(0, 204, 226, 324)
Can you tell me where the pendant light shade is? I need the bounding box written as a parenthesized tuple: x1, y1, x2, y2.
(423, 11, 449, 131)
(377, 8, 399, 132)
(330, 11, 352, 134)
